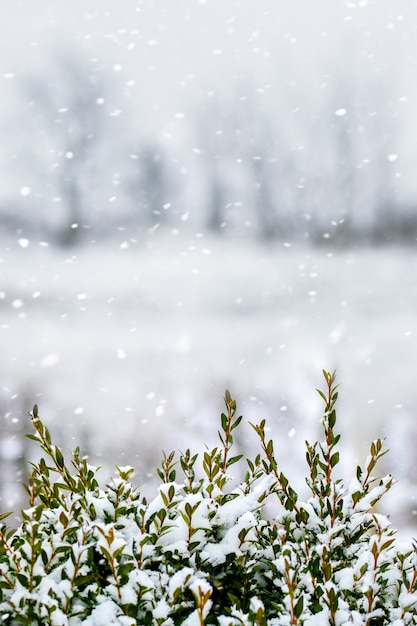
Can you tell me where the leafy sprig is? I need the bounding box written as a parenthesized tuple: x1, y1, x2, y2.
(0, 371, 415, 625)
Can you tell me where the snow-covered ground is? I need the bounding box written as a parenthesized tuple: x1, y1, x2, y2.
(1, 232, 417, 532)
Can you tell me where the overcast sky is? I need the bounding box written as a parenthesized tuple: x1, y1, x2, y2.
(1, 1, 415, 127)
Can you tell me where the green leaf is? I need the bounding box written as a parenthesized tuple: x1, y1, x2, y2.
(113, 544, 126, 559)
(98, 545, 113, 562)
(294, 596, 304, 619)
(316, 389, 327, 403)
(44, 425, 52, 445)
(330, 452, 340, 468)
(279, 472, 288, 489)
(25, 434, 41, 443)
(59, 511, 69, 526)
(231, 414, 243, 430)
(55, 447, 65, 470)
(285, 499, 294, 511)
(226, 454, 243, 467)
(328, 409, 336, 429)
(185, 502, 193, 518)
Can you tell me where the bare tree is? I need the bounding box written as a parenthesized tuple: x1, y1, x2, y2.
(15, 51, 118, 245)
(127, 141, 171, 229)
(193, 94, 240, 234)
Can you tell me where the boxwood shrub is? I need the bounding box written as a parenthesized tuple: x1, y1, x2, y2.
(0, 371, 416, 625)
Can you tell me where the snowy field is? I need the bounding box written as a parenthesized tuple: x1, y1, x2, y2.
(1, 232, 417, 533)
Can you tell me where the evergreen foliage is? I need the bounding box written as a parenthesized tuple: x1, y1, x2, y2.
(0, 372, 416, 625)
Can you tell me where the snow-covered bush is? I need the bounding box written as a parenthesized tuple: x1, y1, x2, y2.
(0, 371, 416, 625)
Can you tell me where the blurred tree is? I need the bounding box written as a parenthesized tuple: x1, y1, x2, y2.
(7, 52, 410, 247)
(194, 95, 238, 234)
(15, 52, 118, 245)
(128, 141, 171, 229)
(234, 90, 298, 240)
(195, 89, 299, 240)
(307, 74, 405, 246)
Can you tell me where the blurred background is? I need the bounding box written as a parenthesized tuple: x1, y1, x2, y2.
(1, 0, 417, 532)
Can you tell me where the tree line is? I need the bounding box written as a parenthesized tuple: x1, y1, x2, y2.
(0, 50, 415, 247)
